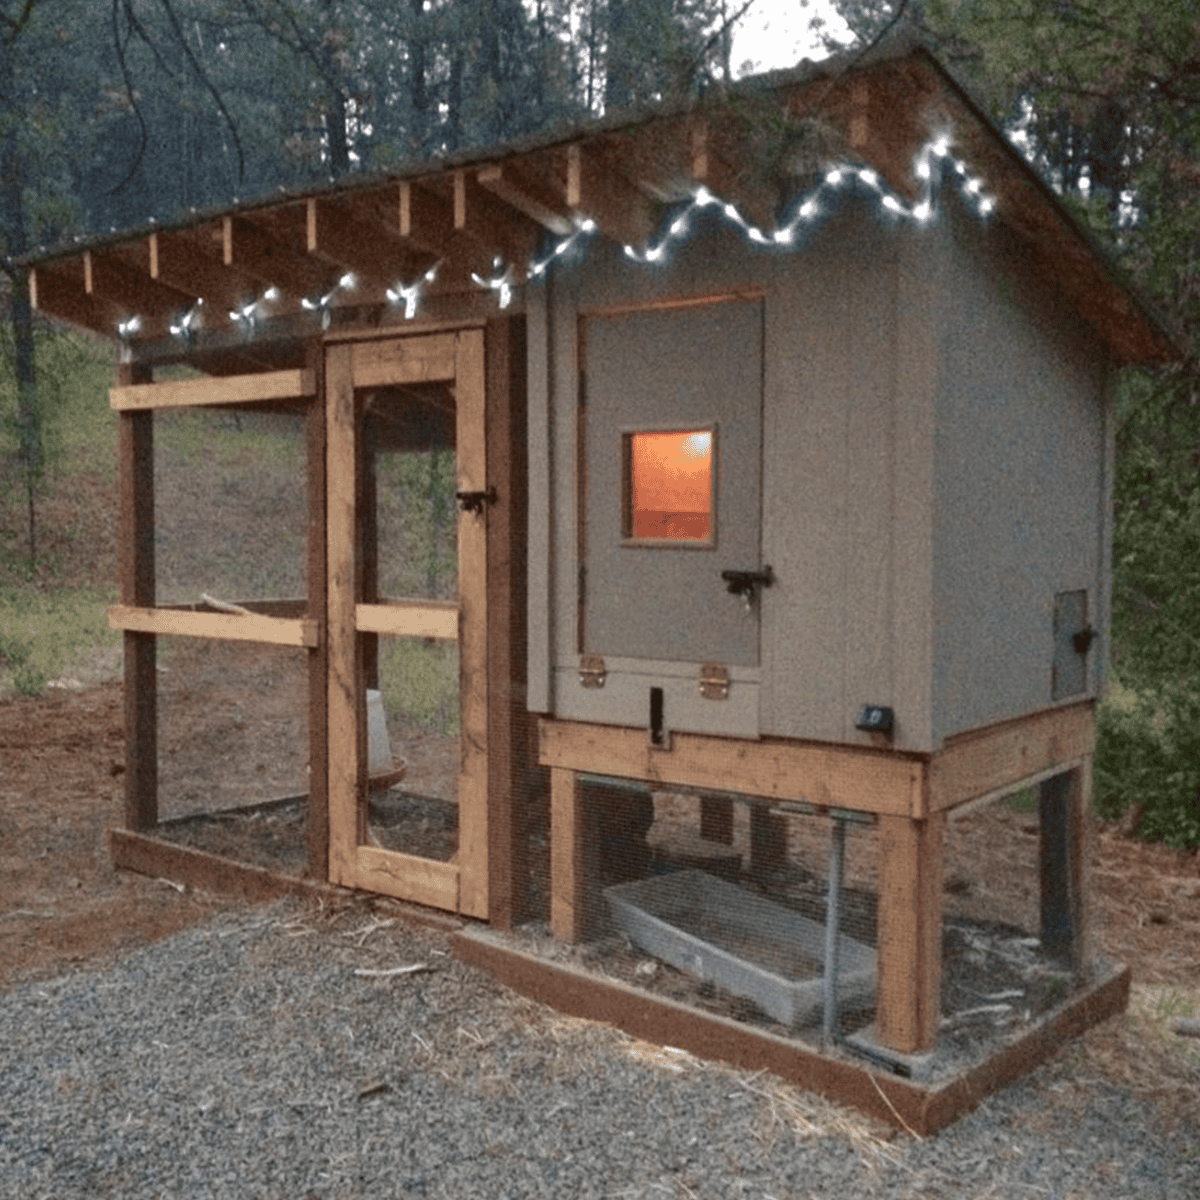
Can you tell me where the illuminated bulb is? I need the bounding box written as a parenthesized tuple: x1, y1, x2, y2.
(646, 243, 666, 263)
(916, 156, 932, 181)
(799, 198, 819, 220)
(301, 297, 319, 311)
(773, 227, 794, 245)
(978, 196, 996, 216)
(723, 202, 741, 222)
(748, 227, 770, 244)
(623, 245, 638, 260)
(263, 287, 280, 302)
(578, 218, 597, 233)
(339, 272, 356, 290)
(826, 169, 845, 186)
(963, 177, 982, 196)
(498, 281, 513, 309)
(913, 199, 933, 223)
(858, 168, 880, 189)
(670, 215, 689, 236)
(930, 134, 952, 158)
(694, 186, 716, 207)
(882, 194, 905, 215)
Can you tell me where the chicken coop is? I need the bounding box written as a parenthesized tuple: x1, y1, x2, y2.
(22, 35, 1176, 1131)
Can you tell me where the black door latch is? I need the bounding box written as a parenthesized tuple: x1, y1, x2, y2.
(721, 565, 774, 602)
(454, 487, 497, 514)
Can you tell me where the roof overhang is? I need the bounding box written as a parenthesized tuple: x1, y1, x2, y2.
(18, 38, 1179, 373)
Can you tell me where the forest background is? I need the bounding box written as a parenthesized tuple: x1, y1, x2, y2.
(1, 0, 1198, 850)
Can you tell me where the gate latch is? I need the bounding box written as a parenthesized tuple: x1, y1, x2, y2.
(455, 487, 497, 514)
(721, 565, 774, 610)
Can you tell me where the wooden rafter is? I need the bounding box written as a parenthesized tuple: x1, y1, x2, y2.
(306, 196, 423, 284)
(223, 213, 337, 298)
(566, 143, 655, 248)
(477, 163, 573, 236)
(149, 229, 255, 314)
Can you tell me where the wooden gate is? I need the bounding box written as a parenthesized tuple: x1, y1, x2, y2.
(325, 330, 489, 916)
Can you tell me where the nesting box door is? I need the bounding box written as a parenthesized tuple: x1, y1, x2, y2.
(325, 331, 490, 917)
(576, 297, 764, 736)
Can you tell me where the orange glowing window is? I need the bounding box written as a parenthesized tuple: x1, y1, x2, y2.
(623, 428, 714, 543)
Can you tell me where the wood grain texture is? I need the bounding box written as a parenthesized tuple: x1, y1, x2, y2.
(877, 813, 944, 1054)
(355, 600, 459, 639)
(538, 719, 924, 817)
(110, 368, 314, 411)
(453, 329, 491, 919)
(118, 374, 157, 831)
(928, 701, 1094, 813)
(305, 341, 330, 881)
(109, 604, 318, 647)
(325, 342, 360, 887)
(549, 767, 586, 943)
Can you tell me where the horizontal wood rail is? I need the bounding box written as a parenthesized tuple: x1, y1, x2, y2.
(109, 604, 319, 648)
(110, 368, 315, 411)
(356, 600, 459, 639)
(538, 719, 925, 818)
(928, 702, 1095, 814)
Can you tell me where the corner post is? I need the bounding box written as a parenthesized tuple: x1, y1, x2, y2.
(1039, 759, 1091, 978)
(877, 810, 944, 1053)
(117, 359, 156, 831)
(305, 339, 330, 880)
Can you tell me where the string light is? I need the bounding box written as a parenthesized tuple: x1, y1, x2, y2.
(387, 263, 440, 319)
(303, 272, 356, 327)
(471, 256, 515, 310)
(118, 138, 997, 337)
(169, 298, 204, 340)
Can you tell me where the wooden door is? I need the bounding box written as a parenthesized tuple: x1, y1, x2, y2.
(326, 331, 489, 917)
(581, 298, 765, 668)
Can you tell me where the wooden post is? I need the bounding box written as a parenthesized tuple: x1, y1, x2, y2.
(749, 808, 787, 874)
(550, 766, 590, 942)
(700, 795, 734, 844)
(877, 812, 944, 1053)
(118, 360, 156, 832)
(1039, 759, 1090, 977)
(325, 342, 361, 883)
(485, 316, 535, 928)
(305, 340, 330, 881)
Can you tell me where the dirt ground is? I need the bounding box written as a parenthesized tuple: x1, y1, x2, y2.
(2, 678, 1199, 1125)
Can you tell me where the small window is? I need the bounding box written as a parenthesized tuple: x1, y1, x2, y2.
(622, 427, 715, 544)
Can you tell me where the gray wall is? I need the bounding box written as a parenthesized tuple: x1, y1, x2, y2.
(527, 191, 1110, 755)
(929, 200, 1109, 745)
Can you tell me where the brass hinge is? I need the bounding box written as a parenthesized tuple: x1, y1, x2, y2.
(699, 662, 730, 700)
(579, 653, 607, 689)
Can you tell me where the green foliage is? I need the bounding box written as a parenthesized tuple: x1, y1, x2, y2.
(0, 583, 120, 696)
(380, 638, 460, 736)
(1095, 689, 1200, 851)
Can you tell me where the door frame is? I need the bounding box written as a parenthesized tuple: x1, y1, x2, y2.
(324, 330, 490, 916)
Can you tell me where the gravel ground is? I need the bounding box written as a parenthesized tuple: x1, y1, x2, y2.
(1, 897, 1193, 1200)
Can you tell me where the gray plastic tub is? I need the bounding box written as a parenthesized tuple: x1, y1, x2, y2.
(604, 869, 876, 1028)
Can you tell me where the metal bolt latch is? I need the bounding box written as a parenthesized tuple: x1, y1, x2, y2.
(455, 487, 497, 514)
(721, 565, 774, 610)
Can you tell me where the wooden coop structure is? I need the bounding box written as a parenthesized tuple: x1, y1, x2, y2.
(23, 36, 1176, 1130)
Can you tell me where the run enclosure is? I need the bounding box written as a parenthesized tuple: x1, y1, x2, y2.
(24, 37, 1177, 1128)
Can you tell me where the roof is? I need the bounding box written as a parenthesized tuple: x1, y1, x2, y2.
(18, 34, 1178, 372)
